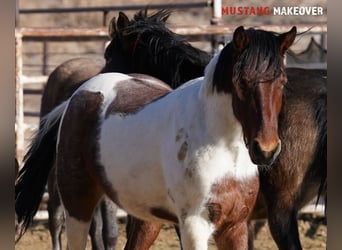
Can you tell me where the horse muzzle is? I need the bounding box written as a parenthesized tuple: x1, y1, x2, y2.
(250, 139, 281, 166)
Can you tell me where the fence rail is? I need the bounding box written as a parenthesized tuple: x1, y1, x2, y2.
(19, 2, 212, 14)
(17, 1, 216, 27)
(18, 23, 327, 41)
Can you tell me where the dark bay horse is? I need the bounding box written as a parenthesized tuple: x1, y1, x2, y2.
(17, 9, 211, 250)
(15, 26, 296, 249)
(249, 67, 327, 250)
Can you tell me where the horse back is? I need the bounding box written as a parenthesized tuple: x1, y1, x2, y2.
(104, 73, 171, 118)
(41, 57, 105, 116)
(285, 68, 326, 98)
(57, 73, 172, 218)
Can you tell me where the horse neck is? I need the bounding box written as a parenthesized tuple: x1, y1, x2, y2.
(101, 47, 132, 73)
(199, 56, 243, 146)
(201, 90, 243, 147)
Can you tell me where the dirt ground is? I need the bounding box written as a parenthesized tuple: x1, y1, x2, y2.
(16, 214, 326, 250)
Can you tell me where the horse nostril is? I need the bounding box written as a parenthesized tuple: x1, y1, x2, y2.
(252, 140, 281, 164)
(252, 140, 263, 157)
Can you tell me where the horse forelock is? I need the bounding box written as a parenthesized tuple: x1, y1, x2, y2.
(212, 29, 287, 95)
(232, 29, 285, 92)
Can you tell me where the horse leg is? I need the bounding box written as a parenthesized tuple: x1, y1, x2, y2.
(47, 166, 64, 250)
(60, 180, 104, 250)
(259, 165, 303, 250)
(179, 215, 214, 250)
(89, 197, 118, 250)
(101, 197, 118, 250)
(267, 203, 302, 250)
(57, 150, 105, 250)
(214, 222, 249, 250)
(89, 204, 105, 250)
(247, 220, 255, 250)
(57, 165, 104, 250)
(64, 213, 93, 250)
(174, 225, 182, 249)
(125, 215, 162, 250)
(260, 180, 302, 249)
(57, 89, 107, 249)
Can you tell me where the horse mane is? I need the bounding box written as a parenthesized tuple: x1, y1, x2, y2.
(234, 29, 285, 84)
(132, 8, 172, 24)
(212, 28, 287, 95)
(105, 9, 211, 88)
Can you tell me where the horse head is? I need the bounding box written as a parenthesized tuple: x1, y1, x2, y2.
(104, 9, 211, 87)
(213, 26, 297, 166)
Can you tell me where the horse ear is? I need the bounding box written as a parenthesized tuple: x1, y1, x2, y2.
(161, 10, 171, 22)
(117, 12, 130, 32)
(161, 14, 170, 22)
(233, 26, 250, 53)
(108, 17, 117, 39)
(278, 26, 297, 55)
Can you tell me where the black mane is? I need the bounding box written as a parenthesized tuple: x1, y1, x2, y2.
(104, 9, 211, 88)
(213, 28, 286, 94)
(234, 29, 284, 84)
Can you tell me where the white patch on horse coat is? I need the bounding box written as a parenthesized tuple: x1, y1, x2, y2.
(55, 73, 129, 153)
(72, 73, 129, 113)
(181, 215, 215, 249)
(65, 211, 91, 250)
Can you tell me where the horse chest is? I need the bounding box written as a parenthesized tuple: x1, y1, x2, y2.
(207, 175, 259, 232)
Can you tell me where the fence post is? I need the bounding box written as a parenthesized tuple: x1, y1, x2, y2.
(320, 33, 327, 62)
(43, 41, 49, 75)
(15, 30, 24, 164)
(210, 0, 222, 54)
(211, 0, 222, 24)
(103, 10, 109, 26)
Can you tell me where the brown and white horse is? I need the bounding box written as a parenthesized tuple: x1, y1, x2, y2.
(38, 9, 211, 250)
(16, 26, 296, 249)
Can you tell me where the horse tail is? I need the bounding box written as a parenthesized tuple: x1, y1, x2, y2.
(15, 101, 68, 242)
(314, 89, 327, 211)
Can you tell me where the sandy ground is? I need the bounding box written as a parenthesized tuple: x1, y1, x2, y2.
(16, 214, 326, 250)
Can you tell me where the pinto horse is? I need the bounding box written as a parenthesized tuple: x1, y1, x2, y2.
(126, 68, 327, 250)
(123, 54, 326, 250)
(18, 9, 211, 249)
(124, 68, 327, 250)
(15, 26, 296, 249)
